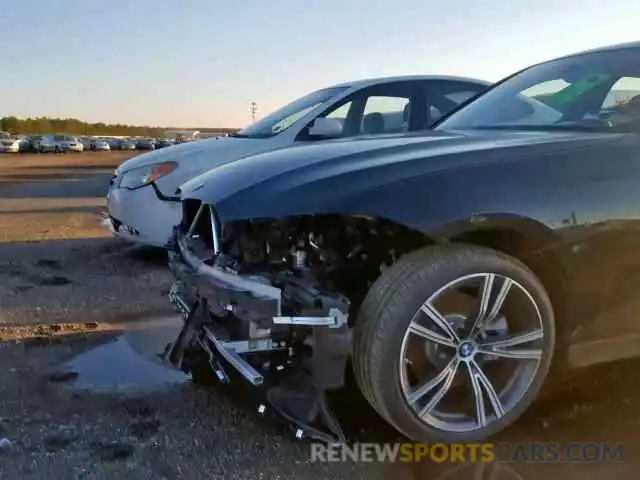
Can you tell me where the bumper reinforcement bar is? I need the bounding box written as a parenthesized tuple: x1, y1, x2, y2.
(201, 325, 264, 386)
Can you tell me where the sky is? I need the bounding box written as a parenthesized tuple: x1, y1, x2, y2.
(2, 0, 640, 128)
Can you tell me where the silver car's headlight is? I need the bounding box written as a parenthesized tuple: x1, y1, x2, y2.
(119, 161, 178, 190)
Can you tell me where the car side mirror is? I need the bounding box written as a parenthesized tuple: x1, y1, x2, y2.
(307, 117, 343, 139)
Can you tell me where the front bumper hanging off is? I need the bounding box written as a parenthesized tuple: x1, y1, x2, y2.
(163, 229, 351, 443)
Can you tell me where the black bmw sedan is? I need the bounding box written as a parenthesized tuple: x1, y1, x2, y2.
(165, 41, 640, 443)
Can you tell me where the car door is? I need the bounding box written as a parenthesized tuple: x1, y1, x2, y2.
(581, 75, 640, 344)
(295, 80, 426, 141)
(488, 69, 640, 354)
(423, 80, 488, 127)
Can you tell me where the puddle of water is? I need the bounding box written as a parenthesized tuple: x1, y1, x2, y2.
(61, 316, 188, 393)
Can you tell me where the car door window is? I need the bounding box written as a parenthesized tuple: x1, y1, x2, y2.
(602, 77, 640, 108)
(323, 101, 352, 131)
(344, 82, 417, 136)
(426, 82, 488, 125)
(300, 81, 419, 140)
(598, 77, 640, 127)
(430, 90, 483, 122)
(360, 96, 411, 135)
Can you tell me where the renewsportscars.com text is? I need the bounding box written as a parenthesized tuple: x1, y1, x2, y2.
(310, 442, 625, 464)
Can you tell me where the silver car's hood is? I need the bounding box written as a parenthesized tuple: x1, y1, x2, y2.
(116, 135, 283, 197)
(115, 136, 251, 175)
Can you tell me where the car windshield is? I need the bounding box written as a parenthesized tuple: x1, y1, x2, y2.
(435, 48, 640, 132)
(234, 86, 349, 138)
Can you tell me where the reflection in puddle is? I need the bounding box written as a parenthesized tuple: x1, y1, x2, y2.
(61, 316, 187, 392)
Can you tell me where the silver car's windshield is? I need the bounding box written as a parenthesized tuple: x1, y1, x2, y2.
(435, 48, 640, 132)
(234, 86, 349, 138)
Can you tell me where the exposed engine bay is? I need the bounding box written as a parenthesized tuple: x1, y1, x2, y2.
(164, 200, 422, 442)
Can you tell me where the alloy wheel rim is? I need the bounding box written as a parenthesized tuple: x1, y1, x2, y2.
(399, 272, 545, 433)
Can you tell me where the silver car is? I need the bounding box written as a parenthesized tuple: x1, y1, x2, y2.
(106, 75, 490, 247)
(58, 136, 84, 152)
(92, 139, 111, 151)
(120, 139, 137, 150)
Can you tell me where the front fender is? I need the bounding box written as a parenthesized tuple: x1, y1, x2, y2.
(210, 155, 572, 240)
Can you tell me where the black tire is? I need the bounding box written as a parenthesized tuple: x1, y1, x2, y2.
(352, 243, 556, 442)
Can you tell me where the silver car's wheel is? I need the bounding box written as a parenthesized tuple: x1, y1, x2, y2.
(353, 244, 555, 442)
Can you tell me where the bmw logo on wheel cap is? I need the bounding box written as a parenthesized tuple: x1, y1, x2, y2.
(458, 341, 475, 358)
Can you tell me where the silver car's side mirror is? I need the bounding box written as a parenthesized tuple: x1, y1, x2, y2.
(307, 117, 343, 139)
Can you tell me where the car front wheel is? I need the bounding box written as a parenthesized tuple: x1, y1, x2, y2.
(352, 244, 555, 442)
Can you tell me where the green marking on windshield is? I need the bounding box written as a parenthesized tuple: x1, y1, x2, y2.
(545, 73, 612, 107)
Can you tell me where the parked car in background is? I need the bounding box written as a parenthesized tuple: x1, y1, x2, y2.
(28, 135, 43, 152)
(92, 139, 111, 151)
(107, 75, 490, 246)
(58, 136, 83, 152)
(167, 41, 640, 445)
(30, 134, 83, 153)
(156, 138, 175, 148)
(104, 138, 120, 150)
(79, 138, 92, 150)
(0, 136, 21, 153)
(136, 138, 156, 150)
(16, 135, 31, 152)
(120, 139, 137, 150)
(35, 135, 60, 153)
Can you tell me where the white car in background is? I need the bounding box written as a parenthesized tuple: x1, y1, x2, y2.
(59, 136, 83, 152)
(106, 75, 490, 247)
(0, 137, 21, 153)
(33, 135, 83, 153)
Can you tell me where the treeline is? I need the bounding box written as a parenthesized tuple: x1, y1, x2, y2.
(0, 116, 239, 137)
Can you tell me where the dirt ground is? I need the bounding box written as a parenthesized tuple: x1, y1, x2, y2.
(0, 151, 173, 327)
(1, 151, 639, 479)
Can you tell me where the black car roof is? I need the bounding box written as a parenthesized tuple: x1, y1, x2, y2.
(561, 41, 640, 59)
(499, 41, 640, 82)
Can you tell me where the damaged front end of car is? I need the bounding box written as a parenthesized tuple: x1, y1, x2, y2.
(163, 199, 383, 442)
